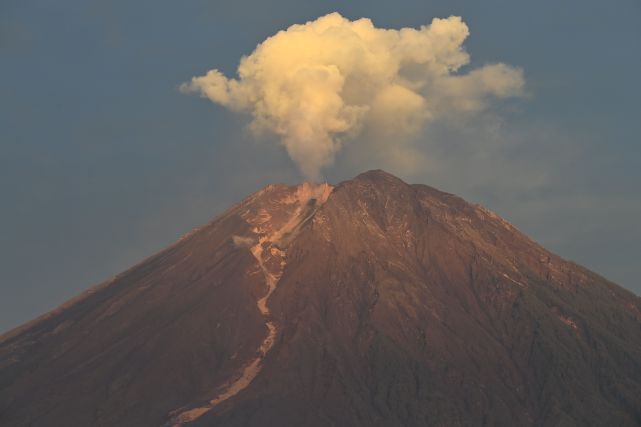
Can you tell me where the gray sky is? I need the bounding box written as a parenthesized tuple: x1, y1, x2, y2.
(1, 0, 640, 333)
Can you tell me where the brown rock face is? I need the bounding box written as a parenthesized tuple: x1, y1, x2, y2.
(1, 170, 640, 426)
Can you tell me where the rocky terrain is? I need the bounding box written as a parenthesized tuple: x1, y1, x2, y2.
(1, 170, 640, 426)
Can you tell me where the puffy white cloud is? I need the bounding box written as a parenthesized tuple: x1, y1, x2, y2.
(182, 12, 524, 180)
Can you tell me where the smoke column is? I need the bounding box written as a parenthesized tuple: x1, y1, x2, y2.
(181, 12, 524, 180)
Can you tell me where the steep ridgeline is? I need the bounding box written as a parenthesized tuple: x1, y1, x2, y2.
(1, 171, 640, 427)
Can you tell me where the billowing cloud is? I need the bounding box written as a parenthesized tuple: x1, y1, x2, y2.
(181, 12, 524, 180)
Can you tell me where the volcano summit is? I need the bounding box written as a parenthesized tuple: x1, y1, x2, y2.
(1, 170, 640, 426)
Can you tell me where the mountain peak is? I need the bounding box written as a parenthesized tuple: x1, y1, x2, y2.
(1, 171, 640, 426)
(351, 168, 407, 185)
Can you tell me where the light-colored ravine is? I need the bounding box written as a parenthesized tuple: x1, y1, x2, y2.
(165, 183, 332, 426)
(166, 245, 280, 426)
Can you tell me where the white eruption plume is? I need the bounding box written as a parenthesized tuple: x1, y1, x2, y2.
(181, 12, 524, 180)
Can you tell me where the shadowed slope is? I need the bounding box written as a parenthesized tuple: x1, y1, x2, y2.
(0, 183, 316, 426)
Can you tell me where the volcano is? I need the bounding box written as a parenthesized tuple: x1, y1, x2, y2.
(1, 170, 640, 426)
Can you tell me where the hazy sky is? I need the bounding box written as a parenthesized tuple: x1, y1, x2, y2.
(1, 0, 640, 333)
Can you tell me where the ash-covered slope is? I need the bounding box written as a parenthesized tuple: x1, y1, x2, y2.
(1, 170, 641, 427)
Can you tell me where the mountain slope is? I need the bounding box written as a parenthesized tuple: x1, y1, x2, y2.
(1, 170, 640, 426)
